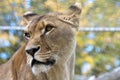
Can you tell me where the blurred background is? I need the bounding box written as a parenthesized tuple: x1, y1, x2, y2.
(0, 0, 120, 79)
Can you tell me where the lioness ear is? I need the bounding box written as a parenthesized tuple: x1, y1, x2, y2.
(58, 2, 82, 30)
(21, 11, 38, 26)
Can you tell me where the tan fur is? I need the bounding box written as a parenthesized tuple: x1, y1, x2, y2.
(0, 3, 81, 80)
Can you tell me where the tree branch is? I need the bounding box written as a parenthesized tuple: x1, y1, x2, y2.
(95, 67, 120, 80)
(75, 67, 120, 80)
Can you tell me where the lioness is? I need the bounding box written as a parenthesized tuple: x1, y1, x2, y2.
(0, 3, 81, 80)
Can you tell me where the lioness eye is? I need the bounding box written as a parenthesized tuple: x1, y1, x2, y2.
(45, 24, 54, 33)
(24, 32, 30, 39)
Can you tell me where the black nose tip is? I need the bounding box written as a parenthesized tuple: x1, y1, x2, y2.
(26, 46, 40, 57)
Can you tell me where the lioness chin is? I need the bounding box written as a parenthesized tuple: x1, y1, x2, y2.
(0, 3, 81, 80)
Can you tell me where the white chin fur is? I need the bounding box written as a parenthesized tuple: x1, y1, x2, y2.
(32, 65, 51, 75)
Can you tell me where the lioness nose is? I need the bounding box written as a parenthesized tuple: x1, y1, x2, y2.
(26, 46, 40, 57)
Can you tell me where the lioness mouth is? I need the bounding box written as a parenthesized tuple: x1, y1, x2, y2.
(31, 59, 56, 67)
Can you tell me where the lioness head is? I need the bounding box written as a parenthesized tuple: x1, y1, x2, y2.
(22, 3, 81, 75)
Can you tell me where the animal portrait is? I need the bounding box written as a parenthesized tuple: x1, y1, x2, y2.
(0, 3, 81, 80)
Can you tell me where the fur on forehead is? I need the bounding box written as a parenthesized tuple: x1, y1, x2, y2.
(26, 12, 63, 29)
(26, 15, 45, 30)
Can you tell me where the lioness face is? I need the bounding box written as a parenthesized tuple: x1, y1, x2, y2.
(22, 3, 81, 75)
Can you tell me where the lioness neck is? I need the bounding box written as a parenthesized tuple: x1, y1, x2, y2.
(48, 54, 75, 80)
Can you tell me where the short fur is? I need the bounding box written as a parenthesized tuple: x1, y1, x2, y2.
(0, 3, 81, 80)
